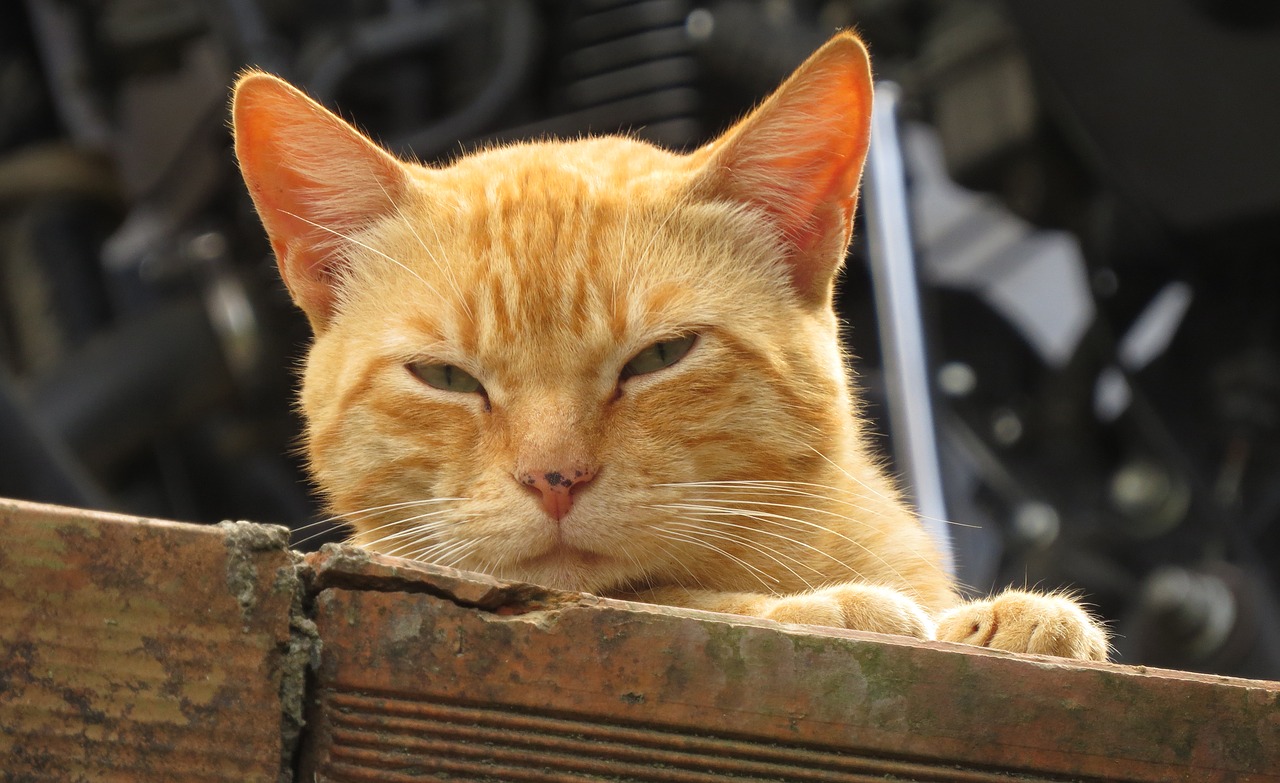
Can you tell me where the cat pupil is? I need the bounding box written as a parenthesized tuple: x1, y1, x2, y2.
(409, 362, 482, 394)
(622, 334, 696, 380)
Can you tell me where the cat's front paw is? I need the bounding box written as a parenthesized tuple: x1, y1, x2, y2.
(762, 584, 935, 640)
(935, 590, 1109, 661)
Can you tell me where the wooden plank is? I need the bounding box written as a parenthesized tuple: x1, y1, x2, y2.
(0, 498, 299, 783)
(302, 546, 1280, 782)
(3, 500, 1276, 782)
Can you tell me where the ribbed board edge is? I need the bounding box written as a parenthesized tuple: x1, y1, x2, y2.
(312, 689, 1067, 783)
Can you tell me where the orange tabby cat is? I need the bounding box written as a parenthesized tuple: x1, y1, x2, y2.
(233, 32, 1107, 660)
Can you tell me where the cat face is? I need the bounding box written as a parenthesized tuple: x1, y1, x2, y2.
(299, 142, 856, 592)
(234, 34, 878, 594)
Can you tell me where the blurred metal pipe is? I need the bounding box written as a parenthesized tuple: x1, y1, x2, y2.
(23, 299, 235, 472)
(690, 1, 826, 96)
(23, 0, 113, 151)
(392, 0, 538, 159)
(0, 367, 108, 508)
(863, 82, 955, 576)
(306, 2, 487, 102)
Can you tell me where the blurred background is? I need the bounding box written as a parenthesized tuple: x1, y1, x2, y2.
(3, 0, 1279, 678)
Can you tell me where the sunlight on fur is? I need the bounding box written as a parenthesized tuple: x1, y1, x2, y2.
(233, 32, 1108, 661)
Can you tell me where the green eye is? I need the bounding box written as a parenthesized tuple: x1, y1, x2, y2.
(621, 334, 697, 380)
(408, 362, 484, 394)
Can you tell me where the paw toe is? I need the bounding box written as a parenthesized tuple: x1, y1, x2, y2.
(761, 586, 935, 640)
(936, 603, 997, 647)
(823, 584, 935, 639)
(938, 592, 1108, 661)
(762, 595, 844, 627)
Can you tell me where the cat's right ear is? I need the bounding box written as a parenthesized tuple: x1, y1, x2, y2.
(232, 71, 407, 329)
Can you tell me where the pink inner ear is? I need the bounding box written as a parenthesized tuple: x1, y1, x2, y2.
(699, 33, 874, 303)
(233, 72, 407, 327)
(757, 148, 862, 257)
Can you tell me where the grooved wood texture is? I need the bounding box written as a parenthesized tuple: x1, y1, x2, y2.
(301, 549, 1280, 783)
(316, 689, 1068, 782)
(0, 498, 295, 782)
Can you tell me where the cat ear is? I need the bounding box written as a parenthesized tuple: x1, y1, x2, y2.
(232, 71, 408, 328)
(695, 32, 873, 306)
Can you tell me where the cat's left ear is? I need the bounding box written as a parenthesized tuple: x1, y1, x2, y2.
(694, 32, 873, 306)
(233, 70, 409, 329)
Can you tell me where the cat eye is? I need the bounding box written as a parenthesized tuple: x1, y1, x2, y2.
(621, 334, 697, 380)
(408, 362, 484, 394)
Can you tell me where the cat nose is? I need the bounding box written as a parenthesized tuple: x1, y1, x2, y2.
(517, 466, 597, 521)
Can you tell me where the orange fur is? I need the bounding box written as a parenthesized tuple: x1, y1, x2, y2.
(233, 32, 1108, 660)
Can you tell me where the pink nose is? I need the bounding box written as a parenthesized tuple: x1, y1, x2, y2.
(518, 467, 597, 521)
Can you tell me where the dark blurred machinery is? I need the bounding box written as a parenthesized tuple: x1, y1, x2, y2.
(3, 0, 1279, 679)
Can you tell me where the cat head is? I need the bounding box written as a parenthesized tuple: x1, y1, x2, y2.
(233, 33, 878, 594)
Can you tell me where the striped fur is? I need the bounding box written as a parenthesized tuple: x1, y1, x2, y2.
(234, 33, 1107, 660)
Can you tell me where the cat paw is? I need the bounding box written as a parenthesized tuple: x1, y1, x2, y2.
(935, 590, 1109, 661)
(762, 584, 936, 640)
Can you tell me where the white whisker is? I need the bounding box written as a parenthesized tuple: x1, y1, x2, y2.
(654, 507, 857, 580)
(280, 208, 443, 298)
(658, 471, 956, 580)
(291, 497, 468, 547)
(798, 443, 968, 531)
(646, 538, 704, 596)
(436, 536, 490, 569)
(357, 516, 461, 552)
(650, 490, 913, 585)
(663, 517, 819, 590)
(655, 528, 781, 595)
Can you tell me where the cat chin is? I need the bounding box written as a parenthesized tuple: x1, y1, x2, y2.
(493, 545, 630, 594)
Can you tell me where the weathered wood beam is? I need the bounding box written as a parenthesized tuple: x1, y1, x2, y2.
(2, 497, 1277, 782)
(0, 497, 300, 782)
